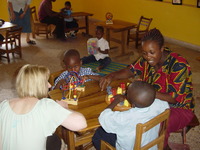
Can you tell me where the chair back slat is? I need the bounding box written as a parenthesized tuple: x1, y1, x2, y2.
(30, 6, 39, 22)
(134, 109, 170, 150)
(137, 16, 153, 32)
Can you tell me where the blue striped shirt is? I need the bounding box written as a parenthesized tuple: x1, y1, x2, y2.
(52, 67, 99, 89)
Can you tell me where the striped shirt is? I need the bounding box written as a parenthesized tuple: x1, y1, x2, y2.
(52, 67, 99, 89)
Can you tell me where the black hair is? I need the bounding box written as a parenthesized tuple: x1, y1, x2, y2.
(128, 81, 156, 108)
(65, 1, 71, 6)
(64, 49, 80, 59)
(96, 26, 104, 33)
(141, 28, 164, 49)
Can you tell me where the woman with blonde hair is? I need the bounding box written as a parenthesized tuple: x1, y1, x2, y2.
(0, 64, 87, 150)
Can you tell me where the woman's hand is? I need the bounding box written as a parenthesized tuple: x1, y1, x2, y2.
(99, 74, 113, 91)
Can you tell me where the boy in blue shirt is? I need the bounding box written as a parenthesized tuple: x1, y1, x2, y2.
(92, 81, 169, 150)
(52, 49, 101, 89)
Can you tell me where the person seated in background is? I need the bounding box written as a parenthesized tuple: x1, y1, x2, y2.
(61, 1, 79, 38)
(52, 49, 101, 89)
(92, 80, 169, 150)
(99, 28, 195, 149)
(0, 64, 87, 150)
(38, 0, 66, 40)
(82, 26, 111, 72)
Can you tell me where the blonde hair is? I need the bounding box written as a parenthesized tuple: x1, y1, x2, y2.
(16, 64, 50, 99)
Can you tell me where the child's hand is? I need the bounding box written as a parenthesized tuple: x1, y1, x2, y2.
(82, 75, 89, 80)
(97, 47, 102, 53)
(113, 94, 125, 103)
(56, 100, 68, 109)
(55, 79, 67, 89)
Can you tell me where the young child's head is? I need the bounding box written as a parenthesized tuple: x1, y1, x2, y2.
(127, 81, 156, 108)
(96, 26, 104, 40)
(65, 1, 71, 10)
(63, 49, 82, 73)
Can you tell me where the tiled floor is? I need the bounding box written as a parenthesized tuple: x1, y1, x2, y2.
(0, 20, 200, 149)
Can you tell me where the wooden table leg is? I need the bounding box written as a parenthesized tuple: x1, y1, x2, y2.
(106, 28, 110, 45)
(121, 30, 127, 55)
(85, 16, 89, 35)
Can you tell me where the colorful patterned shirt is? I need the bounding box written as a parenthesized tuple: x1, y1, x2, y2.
(129, 48, 194, 111)
(52, 67, 99, 89)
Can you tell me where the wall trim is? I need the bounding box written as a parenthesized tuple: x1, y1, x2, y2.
(164, 37, 200, 52)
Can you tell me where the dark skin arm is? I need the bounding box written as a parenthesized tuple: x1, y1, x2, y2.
(106, 95, 125, 110)
(156, 92, 177, 104)
(54, 79, 66, 89)
(99, 67, 134, 91)
(43, 3, 61, 17)
(98, 48, 109, 54)
(83, 75, 102, 81)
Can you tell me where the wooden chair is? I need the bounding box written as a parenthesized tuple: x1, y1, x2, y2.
(30, 6, 51, 39)
(49, 70, 65, 86)
(127, 16, 153, 48)
(168, 113, 199, 150)
(57, 118, 100, 150)
(101, 109, 170, 150)
(0, 27, 22, 63)
(174, 114, 199, 144)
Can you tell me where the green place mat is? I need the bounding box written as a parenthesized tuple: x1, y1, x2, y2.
(82, 61, 128, 76)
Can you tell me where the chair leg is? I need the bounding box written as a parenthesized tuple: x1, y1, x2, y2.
(135, 39, 139, 49)
(32, 29, 36, 38)
(127, 29, 130, 45)
(182, 127, 187, 144)
(46, 26, 49, 39)
(6, 52, 10, 63)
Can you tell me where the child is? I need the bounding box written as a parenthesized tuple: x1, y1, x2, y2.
(92, 81, 169, 150)
(52, 49, 101, 89)
(82, 26, 111, 72)
(61, 1, 79, 38)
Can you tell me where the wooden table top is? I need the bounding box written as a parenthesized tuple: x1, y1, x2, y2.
(95, 20, 137, 32)
(0, 22, 16, 30)
(71, 12, 93, 17)
(48, 79, 130, 121)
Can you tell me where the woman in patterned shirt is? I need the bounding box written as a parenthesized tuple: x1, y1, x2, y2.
(99, 28, 195, 148)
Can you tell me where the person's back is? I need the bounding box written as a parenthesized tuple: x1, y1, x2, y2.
(0, 64, 87, 150)
(94, 81, 169, 150)
(0, 98, 70, 150)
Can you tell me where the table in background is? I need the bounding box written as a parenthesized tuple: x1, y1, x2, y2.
(48, 79, 129, 150)
(65, 12, 93, 36)
(95, 20, 137, 57)
(0, 22, 16, 31)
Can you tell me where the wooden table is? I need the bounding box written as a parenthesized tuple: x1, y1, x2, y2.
(48, 79, 129, 150)
(0, 22, 16, 31)
(95, 20, 137, 56)
(65, 12, 93, 36)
